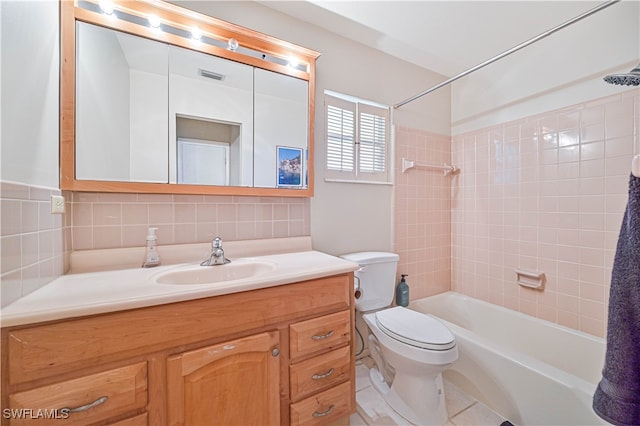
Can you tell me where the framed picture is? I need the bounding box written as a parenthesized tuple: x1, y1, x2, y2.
(277, 146, 303, 188)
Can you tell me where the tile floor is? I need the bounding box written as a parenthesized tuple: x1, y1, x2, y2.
(350, 358, 508, 426)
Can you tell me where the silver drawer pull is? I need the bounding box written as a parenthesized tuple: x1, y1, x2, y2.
(312, 404, 335, 418)
(312, 368, 335, 380)
(62, 395, 108, 413)
(311, 330, 334, 340)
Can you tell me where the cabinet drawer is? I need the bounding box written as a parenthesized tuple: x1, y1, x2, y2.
(8, 362, 147, 426)
(290, 310, 351, 360)
(290, 381, 353, 426)
(290, 346, 351, 401)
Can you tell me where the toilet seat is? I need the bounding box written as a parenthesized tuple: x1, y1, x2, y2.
(375, 307, 455, 351)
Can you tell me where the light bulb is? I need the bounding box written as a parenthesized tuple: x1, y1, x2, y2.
(148, 14, 161, 29)
(288, 57, 299, 69)
(191, 27, 202, 41)
(98, 0, 114, 15)
(227, 38, 239, 51)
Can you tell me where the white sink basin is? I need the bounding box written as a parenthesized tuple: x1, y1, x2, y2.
(154, 260, 277, 285)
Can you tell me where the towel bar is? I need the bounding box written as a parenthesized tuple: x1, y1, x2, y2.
(401, 158, 459, 176)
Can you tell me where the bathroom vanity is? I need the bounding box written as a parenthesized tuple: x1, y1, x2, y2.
(1, 0, 348, 421)
(1, 239, 358, 425)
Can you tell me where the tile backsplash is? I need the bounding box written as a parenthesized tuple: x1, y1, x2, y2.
(1, 181, 66, 306)
(451, 90, 639, 337)
(67, 192, 310, 250)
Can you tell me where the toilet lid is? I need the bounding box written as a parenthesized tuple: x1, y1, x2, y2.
(375, 307, 456, 351)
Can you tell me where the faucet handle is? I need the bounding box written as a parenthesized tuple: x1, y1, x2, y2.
(212, 237, 222, 249)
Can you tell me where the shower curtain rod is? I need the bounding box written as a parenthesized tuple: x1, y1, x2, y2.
(393, 0, 621, 109)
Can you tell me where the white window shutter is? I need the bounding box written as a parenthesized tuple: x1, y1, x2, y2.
(324, 92, 390, 184)
(357, 103, 389, 182)
(325, 95, 356, 179)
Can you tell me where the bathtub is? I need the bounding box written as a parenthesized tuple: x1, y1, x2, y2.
(410, 292, 607, 426)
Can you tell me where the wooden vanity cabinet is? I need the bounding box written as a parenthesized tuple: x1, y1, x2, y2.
(1, 273, 355, 426)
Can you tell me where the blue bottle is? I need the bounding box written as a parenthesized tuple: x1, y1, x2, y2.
(396, 274, 410, 307)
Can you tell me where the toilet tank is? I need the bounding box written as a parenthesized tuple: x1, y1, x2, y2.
(340, 252, 399, 312)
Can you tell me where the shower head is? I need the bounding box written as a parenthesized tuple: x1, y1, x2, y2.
(603, 65, 640, 86)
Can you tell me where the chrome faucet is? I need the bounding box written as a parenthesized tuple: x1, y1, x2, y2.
(201, 237, 231, 266)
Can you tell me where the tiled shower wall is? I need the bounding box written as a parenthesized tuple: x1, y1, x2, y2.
(394, 126, 452, 300)
(1, 181, 66, 306)
(451, 90, 639, 338)
(67, 192, 310, 250)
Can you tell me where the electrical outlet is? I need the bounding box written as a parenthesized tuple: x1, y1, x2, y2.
(51, 195, 65, 214)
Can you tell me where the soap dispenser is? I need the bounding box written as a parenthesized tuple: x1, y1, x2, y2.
(142, 227, 160, 268)
(396, 274, 410, 307)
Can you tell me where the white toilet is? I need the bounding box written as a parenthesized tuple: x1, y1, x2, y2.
(341, 252, 458, 426)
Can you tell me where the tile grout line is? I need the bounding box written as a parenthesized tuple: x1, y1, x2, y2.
(449, 400, 479, 423)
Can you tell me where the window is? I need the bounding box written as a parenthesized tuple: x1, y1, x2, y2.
(325, 92, 391, 183)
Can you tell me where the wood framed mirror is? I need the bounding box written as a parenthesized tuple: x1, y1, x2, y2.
(60, 0, 320, 197)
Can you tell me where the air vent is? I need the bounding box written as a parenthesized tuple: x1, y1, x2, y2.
(199, 68, 225, 81)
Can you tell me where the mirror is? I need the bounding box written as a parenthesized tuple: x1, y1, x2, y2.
(61, 0, 319, 196)
(254, 68, 309, 188)
(76, 22, 169, 183)
(168, 44, 254, 187)
(175, 116, 240, 186)
(75, 22, 308, 189)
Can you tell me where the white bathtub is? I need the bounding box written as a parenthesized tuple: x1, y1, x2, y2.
(410, 292, 607, 426)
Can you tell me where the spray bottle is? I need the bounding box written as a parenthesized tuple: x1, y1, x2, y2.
(396, 274, 410, 307)
(142, 227, 160, 267)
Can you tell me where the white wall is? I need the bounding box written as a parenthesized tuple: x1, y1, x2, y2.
(451, 0, 640, 135)
(1, 1, 59, 188)
(175, 1, 452, 256)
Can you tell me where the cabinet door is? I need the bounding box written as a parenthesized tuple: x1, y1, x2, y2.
(167, 331, 280, 426)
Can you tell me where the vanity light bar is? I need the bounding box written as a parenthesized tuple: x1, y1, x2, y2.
(78, 0, 310, 73)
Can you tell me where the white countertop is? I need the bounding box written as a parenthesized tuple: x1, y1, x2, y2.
(1, 238, 359, 327)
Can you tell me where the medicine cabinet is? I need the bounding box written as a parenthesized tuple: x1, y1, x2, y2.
(61, 0, 320, 196)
